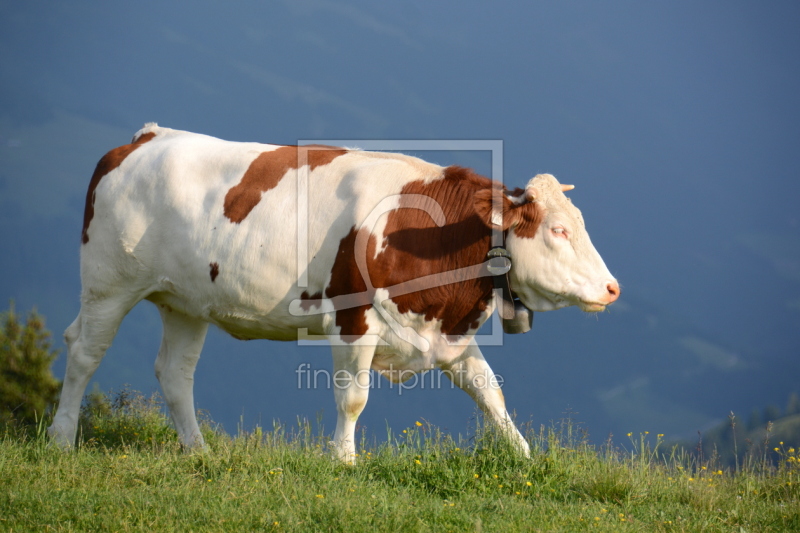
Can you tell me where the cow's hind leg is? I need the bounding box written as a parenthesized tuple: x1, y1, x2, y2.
(442, 342, 530, 456)
(331, 344, 376, 463)
(48, 295, 139, 447)
(154, 306, 209, 448)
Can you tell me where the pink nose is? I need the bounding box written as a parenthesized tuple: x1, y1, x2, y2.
(604, 281, 620, 304)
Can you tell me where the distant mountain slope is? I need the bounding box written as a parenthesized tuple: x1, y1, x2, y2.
(676, 394, 800, 468)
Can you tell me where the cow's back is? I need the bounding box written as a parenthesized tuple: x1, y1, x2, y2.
(81, 125, 445, 340)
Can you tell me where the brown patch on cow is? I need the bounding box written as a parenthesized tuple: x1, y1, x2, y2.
(209, 262, 219, 282)
(326, 166, 541, 342)
(510, 201, 545, 239)
(299, 291, 323, 311)
(82, 132, 157, 244)
(472, 186, 545, 238)
(223, 145, 348, 223)
(326, 229, 374, 338)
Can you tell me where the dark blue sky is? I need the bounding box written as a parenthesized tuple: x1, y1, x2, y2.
(1, 1, 799, 441)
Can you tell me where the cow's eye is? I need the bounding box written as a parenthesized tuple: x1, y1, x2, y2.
(552, 227, 568, 237)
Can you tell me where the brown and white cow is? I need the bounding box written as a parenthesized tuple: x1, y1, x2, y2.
(49, 124, 619, 460)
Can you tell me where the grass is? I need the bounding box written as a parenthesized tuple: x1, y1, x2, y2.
(1, 390, 798, 532)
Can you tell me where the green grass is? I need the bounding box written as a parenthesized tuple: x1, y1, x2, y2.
(1, 390, 798, 532)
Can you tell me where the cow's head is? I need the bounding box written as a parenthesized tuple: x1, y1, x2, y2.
(474, 173, 619, 313)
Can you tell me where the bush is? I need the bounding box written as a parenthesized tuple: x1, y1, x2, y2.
(0, 302, 61, 427)
(77, 386, 179, 449)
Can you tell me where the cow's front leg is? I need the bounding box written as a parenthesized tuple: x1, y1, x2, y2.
(442, 342, 530, 456)
(331, 343, 375, 463)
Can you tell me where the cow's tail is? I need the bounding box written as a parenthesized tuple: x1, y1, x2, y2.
(131, 122, 160, 143)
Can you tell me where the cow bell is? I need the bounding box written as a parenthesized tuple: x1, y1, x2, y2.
(502, 299, 533, 334)
(487, 246, 534, 334)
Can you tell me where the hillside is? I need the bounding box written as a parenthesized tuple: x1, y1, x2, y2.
(683, 395, 800, 468)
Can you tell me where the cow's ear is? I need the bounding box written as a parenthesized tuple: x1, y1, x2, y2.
(473, 188, 523, 230)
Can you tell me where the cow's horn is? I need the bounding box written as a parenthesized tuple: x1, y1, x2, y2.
(561, 184, 575, 192)
(524, 188, 537, 202)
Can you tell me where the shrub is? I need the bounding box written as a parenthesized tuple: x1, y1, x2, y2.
(78, 386, 178, 449)
(0, 302, 60, 427)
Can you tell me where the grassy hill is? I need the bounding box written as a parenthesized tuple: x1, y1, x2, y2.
(1, 390, 798, 532)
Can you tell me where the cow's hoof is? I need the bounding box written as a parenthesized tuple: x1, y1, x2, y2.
(47, 425, 75, 450)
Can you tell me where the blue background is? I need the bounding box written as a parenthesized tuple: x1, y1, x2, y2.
(1, 1, 798, 442)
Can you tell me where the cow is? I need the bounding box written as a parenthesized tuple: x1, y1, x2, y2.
(48, 124, 619, 460)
